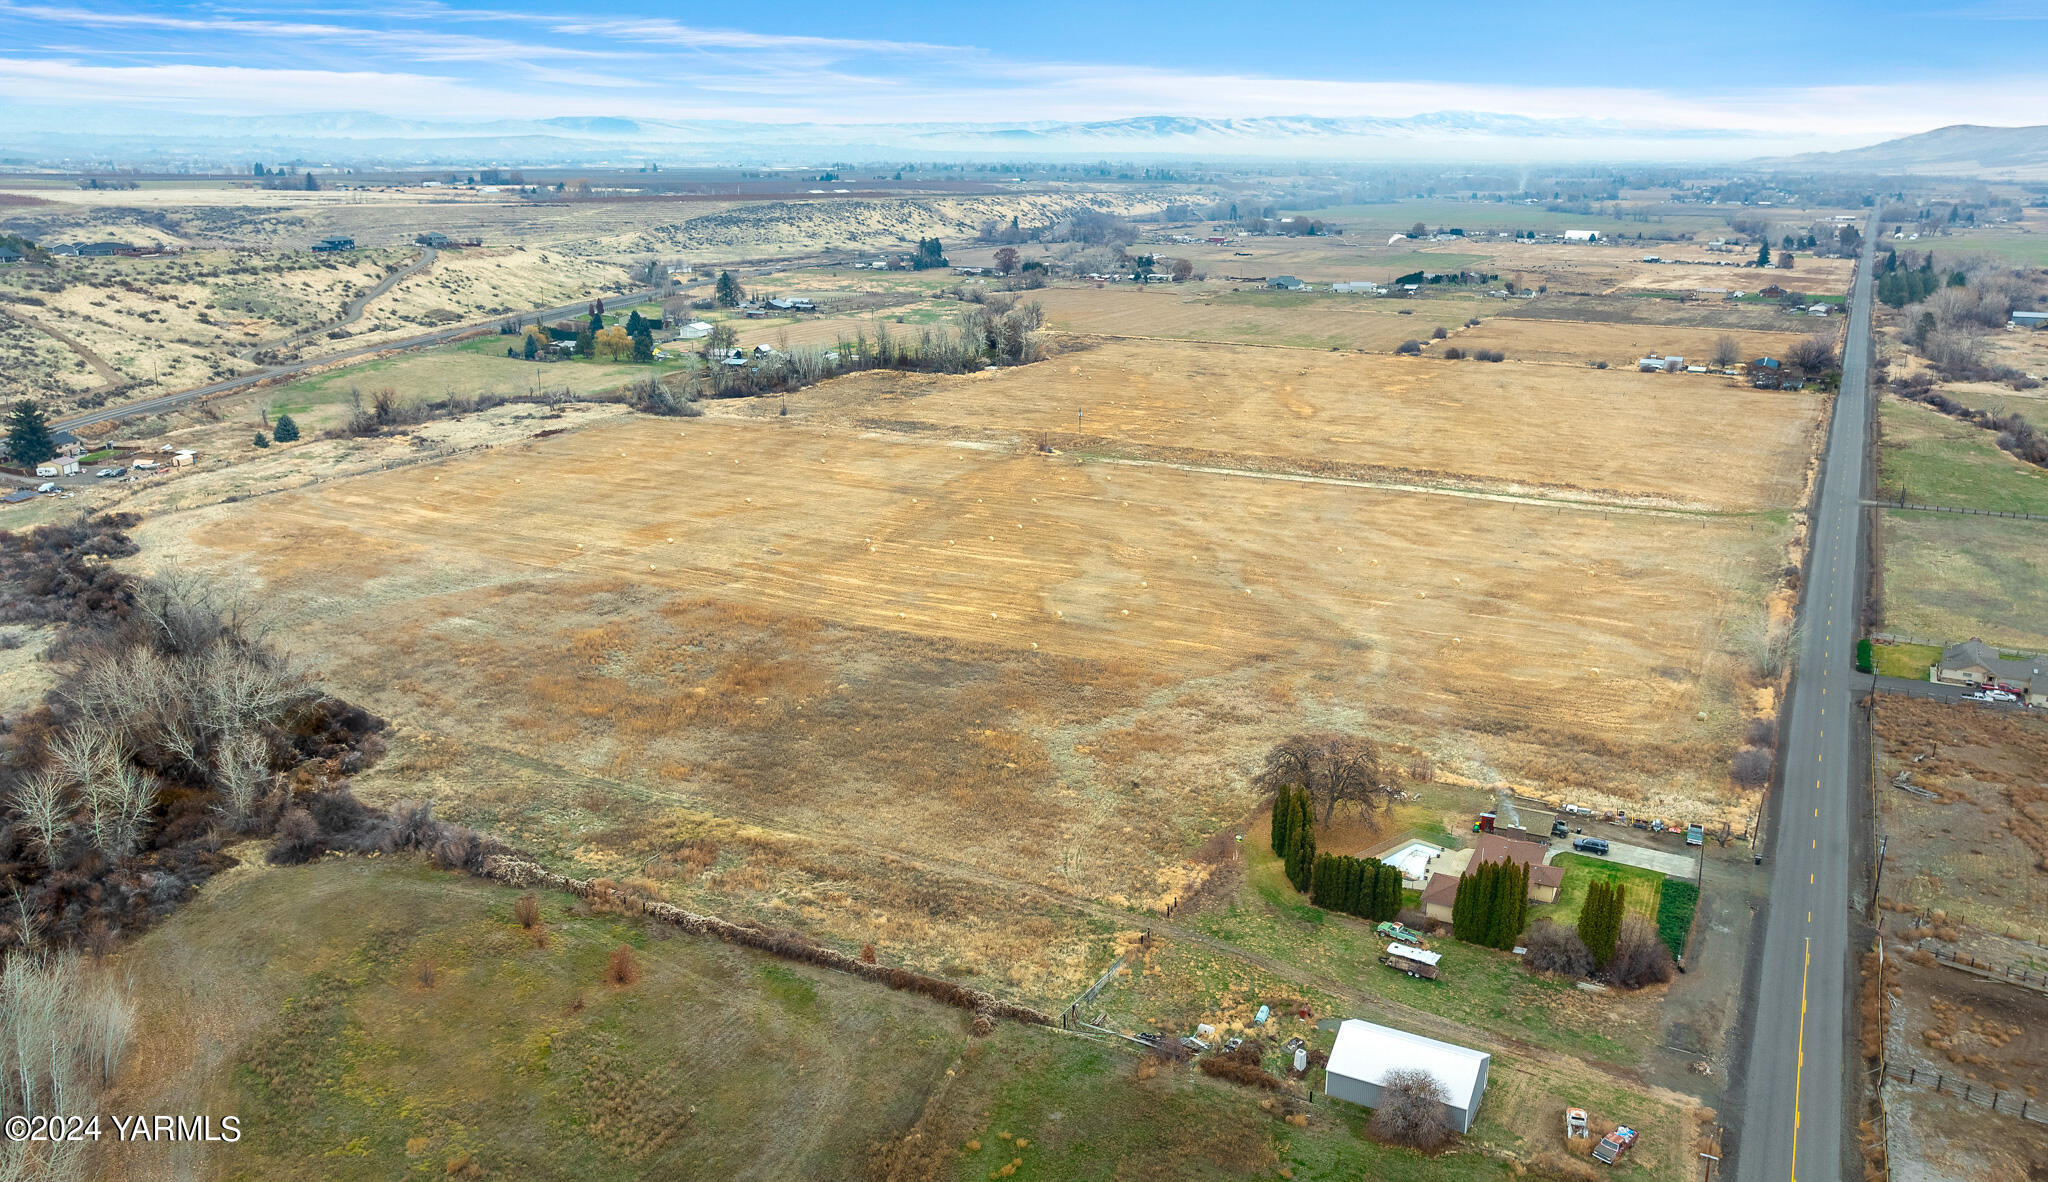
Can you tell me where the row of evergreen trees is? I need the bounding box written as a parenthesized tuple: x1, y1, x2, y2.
(1308, 853, 1404, 922)
(1577, 879, 1628, 966)
(1451, 859, 1528, 950)
(1272, 785, 1404, 921)
(1271, 783, 1316, 892)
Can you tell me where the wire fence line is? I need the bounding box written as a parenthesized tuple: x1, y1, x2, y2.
(1884, 1062, 2048, 1125)
(1865, 499, 2048, 522)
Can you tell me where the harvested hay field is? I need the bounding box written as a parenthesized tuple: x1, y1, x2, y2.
(1874, 695, 2048, 943)
(1445, 317, 1818, 371)
(1027, 283, 1490, 350)
(143, 402, 1788, 989)
(798, 337, 1822, 509)
(1497, 293, 1821, 332)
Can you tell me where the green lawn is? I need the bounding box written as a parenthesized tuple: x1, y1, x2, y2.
(1525, 853, 1663, 933)
(1870, 640, 1943, 679)
(1878, 396, 2048, 515)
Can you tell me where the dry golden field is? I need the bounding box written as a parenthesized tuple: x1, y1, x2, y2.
(1025, 283, 1491, 349)
(134, 354, 1804, 995)
(798, 336, 1822, 509)
(1447, 316, 1820, 369)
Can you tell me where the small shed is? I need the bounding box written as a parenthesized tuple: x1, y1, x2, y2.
(1324, 1019, 1490, 1134)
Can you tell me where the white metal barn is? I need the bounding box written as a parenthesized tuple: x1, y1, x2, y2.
(1323, 1019, 1490, 1134)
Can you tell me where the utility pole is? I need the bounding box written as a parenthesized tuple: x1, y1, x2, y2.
(1873, 833, 1889, 903)
(1699, 1151, 1720, 1182)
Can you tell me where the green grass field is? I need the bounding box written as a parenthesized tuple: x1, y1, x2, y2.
(1929, 227, 2048, 267)
(1878, 397, 2048, 515)
(262, 335, 689, 428)
(103, 855, 971, 1181)
(1525, 853, 1664, 932)
(1881, 510, 2048, 652)
(938, 1026, 1517, 1182)
(1870, 640, 1943, 679)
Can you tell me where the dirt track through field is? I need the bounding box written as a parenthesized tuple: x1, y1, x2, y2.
(0, 306, 123, 388)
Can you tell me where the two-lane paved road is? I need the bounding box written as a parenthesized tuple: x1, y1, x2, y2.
(54, 285, 661, 434)
(1732, 216, 1879, 1182)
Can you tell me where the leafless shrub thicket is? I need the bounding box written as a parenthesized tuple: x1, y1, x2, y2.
(0, 951, 135, 1180)
(1730, 746, 1774, 788)
(1522, 920, 1595, 977)
(700, 304, 1048, 401)
(2, 520, 391, 951)
(1608, 915, 1677, 988)
(1370, 1068, 1453, 1149)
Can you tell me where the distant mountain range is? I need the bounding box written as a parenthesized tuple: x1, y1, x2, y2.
(0, 108, 1765, 170)
(1767, 124, 2048, 177)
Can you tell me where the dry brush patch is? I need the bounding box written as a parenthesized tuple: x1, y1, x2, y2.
(1874, 695, 2048, 941)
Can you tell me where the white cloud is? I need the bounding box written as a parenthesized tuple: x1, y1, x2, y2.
(0, 3, 2039, 152)
(0, 57, 534, 117)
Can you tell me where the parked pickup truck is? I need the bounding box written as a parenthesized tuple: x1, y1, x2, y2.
(1685, 824, 1705, 847)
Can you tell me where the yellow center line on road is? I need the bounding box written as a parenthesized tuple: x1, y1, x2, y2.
(1791, 935, 1811, 1181)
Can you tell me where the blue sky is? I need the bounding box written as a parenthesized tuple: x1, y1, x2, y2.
(1, 0, 2044, 146)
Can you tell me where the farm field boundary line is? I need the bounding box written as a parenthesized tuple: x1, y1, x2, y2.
(838, 416, 1775, 515)
(1863, 500, 2048, 523)
(444, 738, 1673, 1084)
(1882, 1061, 2048, 1126)
(1085, 454, 1753, 519)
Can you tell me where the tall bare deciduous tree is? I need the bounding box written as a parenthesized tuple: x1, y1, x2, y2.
(0, 952, 135, 1181)
(1256, 733, 1400, 826)
(11, 772, 72, 868)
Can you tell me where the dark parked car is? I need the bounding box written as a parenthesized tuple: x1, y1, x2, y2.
(1572, 837, 1610, 856)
